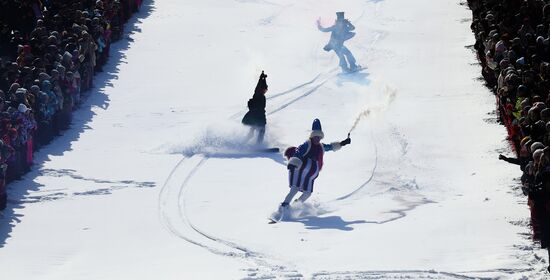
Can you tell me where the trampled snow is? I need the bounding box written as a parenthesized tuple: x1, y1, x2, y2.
(0, 0, 548, 279)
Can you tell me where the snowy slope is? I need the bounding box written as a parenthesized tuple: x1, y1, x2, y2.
(0, 0, 548, 279)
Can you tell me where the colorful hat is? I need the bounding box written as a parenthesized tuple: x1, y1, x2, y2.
(310, 118, 324, 139)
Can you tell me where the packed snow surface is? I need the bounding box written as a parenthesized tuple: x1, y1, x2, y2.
(1, 0, 548, 279)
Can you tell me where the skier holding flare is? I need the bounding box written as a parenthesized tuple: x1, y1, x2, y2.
(271, 119, 351, 222)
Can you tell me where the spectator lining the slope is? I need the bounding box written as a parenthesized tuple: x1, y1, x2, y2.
(0, 0, 143, 211)
(468, 0, 550, 273)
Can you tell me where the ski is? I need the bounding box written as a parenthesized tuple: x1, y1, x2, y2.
(268, 205, 286, 224)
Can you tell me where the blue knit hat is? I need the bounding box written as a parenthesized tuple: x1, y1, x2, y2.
(310, 118, 324, 139)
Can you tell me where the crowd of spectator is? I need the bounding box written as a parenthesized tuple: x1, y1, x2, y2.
(468, 0, 550, 273)
(0, 0, 142, 211)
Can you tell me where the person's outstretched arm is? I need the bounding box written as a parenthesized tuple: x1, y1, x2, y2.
(317, 19, 334, 32)
(498, 154, 521, 165)
(323, 136, 351, 151)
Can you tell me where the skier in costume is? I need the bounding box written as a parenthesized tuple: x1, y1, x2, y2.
(280, 119, 351, 208)
(317, 11, 360, 73)
(242, 71, 268, 144)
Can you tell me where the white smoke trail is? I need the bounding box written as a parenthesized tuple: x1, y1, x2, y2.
(348, 85, 397, 134)
(348, 109, 372, 134)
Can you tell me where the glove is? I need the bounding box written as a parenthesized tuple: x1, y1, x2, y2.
(498, 154, 506, 160)
(260, 71, 267, 79)
(287, 164, 295, 170)
(340, 137, 351, 146)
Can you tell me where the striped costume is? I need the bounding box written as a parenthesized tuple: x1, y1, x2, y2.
(288, 139, 341, 193)
(280, 118, 350, 207)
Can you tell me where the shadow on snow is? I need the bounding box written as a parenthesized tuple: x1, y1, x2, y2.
(289, 215, 367, 231)
(335, 70, 370, 87)
(0, 0, 156, 248)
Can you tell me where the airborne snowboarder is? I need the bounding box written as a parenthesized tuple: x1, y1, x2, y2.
(271, 119, 351, 222)
(317, 12, 360, 73)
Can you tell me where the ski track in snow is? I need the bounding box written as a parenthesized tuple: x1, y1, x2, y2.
(157, 157, 223, 255)
(6, 169, 155, 205)
(229, 68, 338, 121)
(158, 155, 302, 279)
(333, 130, 378, 202)
(230, 5, 385, 122)
(267, 68, 339, 116)
(311, 270, 493, 280)
(157, 7, 408, 278)
(157, 64, 381, 278)
(158, 156, 248, 257)
(157, 95, 473, 279)
(158, 155, 494, 280)
(156, 2, 505, 278)
(328, 126, 434, 225)
(266, 73, 323, 100)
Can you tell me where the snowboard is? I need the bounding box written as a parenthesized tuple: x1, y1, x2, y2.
(342, 65, 366, 74)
